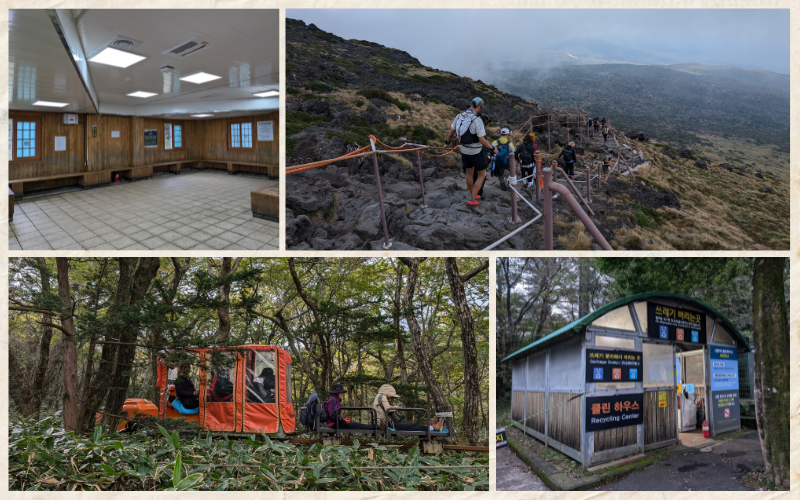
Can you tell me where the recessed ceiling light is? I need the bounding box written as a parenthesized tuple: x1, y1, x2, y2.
(127, 91, 157, 98)
(33, 100, 69, 107)
(191, 114, 214, 117)
(180, 72, 222, 84)
(88, 47, 147, 68)
(252, 90, 279, 98)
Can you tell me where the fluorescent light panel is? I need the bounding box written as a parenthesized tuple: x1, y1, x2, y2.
(88, 47, 146, 68)
(191, 114, 214, 117)
(33, 100, 69, 107)
(127, 91, 157, 98)
(253, 90, 279, 98)
(180, 72, 222, 84)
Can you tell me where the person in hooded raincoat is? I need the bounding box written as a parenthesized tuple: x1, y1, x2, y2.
(372, 384, 427, 432)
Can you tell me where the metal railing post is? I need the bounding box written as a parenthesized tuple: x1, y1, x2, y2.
(369, 137, 391, 249)
(535, 152, 541, 202)
(596, 154, 601, 191)
(547, 115, 551, 152)
(543, 167, 553, 250)
(509, 155, 520, 223)
(416, 150, 427, 208)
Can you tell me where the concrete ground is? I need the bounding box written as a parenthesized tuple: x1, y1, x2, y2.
(496, 445, 550, 491)
(9, 170, 279, 250)
(597, 431, 763, 491)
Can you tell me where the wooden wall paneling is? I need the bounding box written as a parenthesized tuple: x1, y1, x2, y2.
(9, 111, 85, 183)
(511, 391, 524, 422)
(525, 391, 545, 434)
(548, 393, 581, 451)
(84, 114, 133, 187)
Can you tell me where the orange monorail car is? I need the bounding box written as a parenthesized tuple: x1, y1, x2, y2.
(115, 345, 295, 435)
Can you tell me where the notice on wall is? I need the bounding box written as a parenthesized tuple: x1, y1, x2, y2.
(658, 391, 667, 408)
(257, 120, 274, 141)
(585, 393, 644, 432)
(647, 302, 706, 344)
(585, 348, 642, 383)
(495, 428, 508, 448)
(92, 125, 97, 138)
(710, 345, 739, 391)
(111, 131, 120, 138)
(144, 129, 158, 148)
(54, 136, 66, 152)
(711, 390, 740, 432)
(164, 123, 172, 150)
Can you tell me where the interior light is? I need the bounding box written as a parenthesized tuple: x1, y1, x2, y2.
(180, 72, 222, 84)
(33, 100, 69, 107)
(127, 91, 157, 98)
(191, 114, 214, 117)
(88, 47, 147, 68)
(252, 90, 279, 98)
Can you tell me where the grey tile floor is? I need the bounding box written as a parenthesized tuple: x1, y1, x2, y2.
(9, 171, 279, 250)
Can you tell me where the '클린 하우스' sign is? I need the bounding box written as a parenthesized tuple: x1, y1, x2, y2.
(647, 302, 706, 344)
(585, 393, 644, 432)
(585, 348, 642, 382)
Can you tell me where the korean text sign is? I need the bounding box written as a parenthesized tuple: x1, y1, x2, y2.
(586, 348, 642, 383)
(585, 393, 644, 432)
(647, 302, 706, 344)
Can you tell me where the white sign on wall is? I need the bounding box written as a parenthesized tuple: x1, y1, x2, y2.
(55, 136, 67, 152)
(164, 123, 172, 150)
(257, 121, 274, 141)
(111, 131, 120, 138)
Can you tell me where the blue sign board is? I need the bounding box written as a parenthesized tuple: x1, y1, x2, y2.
(593, 367, 604, 380)
(710, 345, 739, 391)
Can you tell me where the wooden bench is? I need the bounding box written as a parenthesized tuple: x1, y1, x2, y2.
(9, 187, 15, 221)
(9, 160, 278, 199)
(251, 186, 279, 222)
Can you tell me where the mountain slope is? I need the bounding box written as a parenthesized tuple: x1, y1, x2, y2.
(284, 19, 789, 251)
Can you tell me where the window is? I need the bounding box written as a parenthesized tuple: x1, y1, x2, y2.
(164, 122, 184, 150)
(10, 116, 42, 162)
(229, 120, 253, 149)
(245, 350, 276, 404)
(206, 352, 235, 404)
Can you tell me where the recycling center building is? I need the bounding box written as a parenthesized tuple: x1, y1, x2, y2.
(501, 292, 749, 468)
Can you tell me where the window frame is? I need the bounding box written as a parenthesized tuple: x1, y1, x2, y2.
(10, 115, 43, 162)
(228, 119, 254, 150)
(165, 121, 185, 151)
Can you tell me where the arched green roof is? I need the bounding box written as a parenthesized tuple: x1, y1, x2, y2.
(501, 292, 749, 364)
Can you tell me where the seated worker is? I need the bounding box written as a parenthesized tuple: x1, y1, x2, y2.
(372, 384, 427, 432)
(324, 383, 374, 429)
(247, 367, 276, 403)
(208, 370, 233, 402)
(174, 364, 200, 410)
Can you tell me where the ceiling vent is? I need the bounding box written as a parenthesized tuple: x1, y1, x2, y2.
(162, 37, 214, 59)
(106, 35, 143, 51)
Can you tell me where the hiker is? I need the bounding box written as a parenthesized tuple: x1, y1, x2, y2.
(602, 123, 610, 143)
(593, 118, 600, 133)
(515, 133, 539, 189)
(602, 153, 613, 175)
(470, 115, 492, 199)
(174, 364, 200, 410)
(445, 97, 497, 207)
(247, 367, 276, 403)
(559, 141, 577, 177)
(324, 383, 374, 430)
(372, 384, 428, 432)
(491, 128, 516, 191)
(208, 369, 233, 402)
(600, 116, 607, 127)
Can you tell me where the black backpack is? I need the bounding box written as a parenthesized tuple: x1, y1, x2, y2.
(518, 143, 536, 165)
(215, 374, 233, 399)
(299, 391, 323, 431)
(561, 147, 574, 163)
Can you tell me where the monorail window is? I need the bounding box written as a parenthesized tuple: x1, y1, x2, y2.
(207, 352, 235, 403)
(285, 362, 292, 403)
(246, 350, 276, 404)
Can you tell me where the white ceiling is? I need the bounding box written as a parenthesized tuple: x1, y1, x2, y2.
(9, 9, 280, 118)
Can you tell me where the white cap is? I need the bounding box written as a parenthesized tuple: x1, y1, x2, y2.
(500, 128, 510, 135)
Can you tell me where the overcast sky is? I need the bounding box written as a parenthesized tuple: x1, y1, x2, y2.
(289, 9, 790, 75)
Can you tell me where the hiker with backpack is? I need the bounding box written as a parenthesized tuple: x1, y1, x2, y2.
(602, 153, 613, 175)
(372, 384, 428, 432)
(559, 141, 578, 177)
(515, 133, 539, 189)
(445, 97, 497, 207)
(491, 128, 516, 191)
(470, 115, 492, 200)
(323, 383, 374, 430)
(593, 118, 600, 134)
(602, 123, 610, 143)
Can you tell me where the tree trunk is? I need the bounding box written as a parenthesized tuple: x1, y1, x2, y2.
(444, 258, 487, 444)
(751, 257, 790, 487)
(398, 258, 449, 412)
(56, 258, 80, 432)
(102, 257, 161, 428)
(578, 259, 590, 318)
